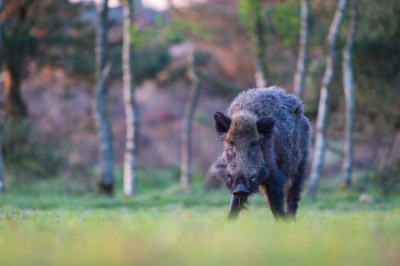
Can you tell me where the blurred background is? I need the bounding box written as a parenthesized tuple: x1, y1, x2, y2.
(0, 0, 399, 198)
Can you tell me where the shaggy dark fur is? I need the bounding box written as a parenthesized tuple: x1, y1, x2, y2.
(213, 86, 311, 220)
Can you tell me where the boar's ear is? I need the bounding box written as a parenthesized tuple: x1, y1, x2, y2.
(257, 117, 276, 136)
(213, 112, 231, 137)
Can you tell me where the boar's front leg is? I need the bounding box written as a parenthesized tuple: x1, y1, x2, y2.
(265, 171, 286, 220)
(227, 195, 248, 220)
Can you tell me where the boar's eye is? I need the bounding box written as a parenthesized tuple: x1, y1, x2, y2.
(252, 178, 256, 183)
(226, 178, 232, 185)
(228, 142, 235, 152)
(249, 142, 257, 153)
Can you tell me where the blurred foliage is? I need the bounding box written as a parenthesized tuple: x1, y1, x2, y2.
(123, 15, 212, 84)
(1, 119, 65, 181)
(65, 21, 97, 76)
(271, 0, 301, 46)
(0, 0, 81, 69)
(352, 0, 400, 122)
(238, 0, 325, 49)
(130, 15, 212, 51)
(106, 40, 171, 84)
(237, 0, 265, 36)
(194, 49, 212, 67)
(0, 1, 173, 85)
(156, 17, 213, 44)
(133, 43, 171, 84)
(65, 26, 171, 84)
(67, 14, 213, 84)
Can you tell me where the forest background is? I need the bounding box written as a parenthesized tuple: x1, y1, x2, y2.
(1, 0, 399, 196)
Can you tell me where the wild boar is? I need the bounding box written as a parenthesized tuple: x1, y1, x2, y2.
(213, 86, 310, 220)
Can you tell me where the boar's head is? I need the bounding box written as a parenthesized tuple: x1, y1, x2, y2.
(213, 111, 275, 198)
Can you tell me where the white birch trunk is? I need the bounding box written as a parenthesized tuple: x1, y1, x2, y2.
(180, 54, 201, 192)
(122, 0, 139, 196)
(341, 0, 358, 190)
(293, 0, 309, 99)
(254, 3, 268, 88)
(0, 0, 4, 194)
(254, 59, 267, 88)
(307, 0, 347, 198)
(94, 0, 114, 196)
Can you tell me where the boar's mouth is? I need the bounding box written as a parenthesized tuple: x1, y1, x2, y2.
(232, 184, 250, 198)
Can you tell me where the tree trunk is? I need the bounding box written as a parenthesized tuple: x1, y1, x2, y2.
(94, 0, 114, 196)
(3, 60, 30, 148)
(293, 0, 309, 99)
(4, 61, 28, 121)
(122, 0, 139, 196)
(254, 4, 268, 88)
(2, 0, 30, 122)
(0, 0, 5, 194)
(307, 0, 347, 198)
(341, 0, 358, 190)
(180, 54, 201, 192)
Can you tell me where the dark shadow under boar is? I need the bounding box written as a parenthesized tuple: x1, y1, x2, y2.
(213, 87, 310, 220)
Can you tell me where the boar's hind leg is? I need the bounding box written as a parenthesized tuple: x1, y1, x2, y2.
(227, 195, 249, 220)
(286, 159, 307, 219)
(265, 171, 286, 220)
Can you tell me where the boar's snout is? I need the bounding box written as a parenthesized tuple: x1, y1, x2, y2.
(232, 184, 250, 198)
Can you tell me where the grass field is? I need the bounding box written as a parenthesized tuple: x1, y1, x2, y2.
(1, 169, 400, 266)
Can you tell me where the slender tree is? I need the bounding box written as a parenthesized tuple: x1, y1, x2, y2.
(341, 0, 358, 190)
(238, 0, 268, 87)
(0, 0, 4, 194)
(307, 0, 347, 198)
(180, 53, 201, 192)
(293, 0, 309, 99)
(122, 0, 139, 196)
(1, 0, 33, 121)
(253, 1, 268, 88)
(94, 0, 114, 196)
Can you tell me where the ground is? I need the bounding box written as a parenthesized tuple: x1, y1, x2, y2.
(1, 170, 400, 266)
